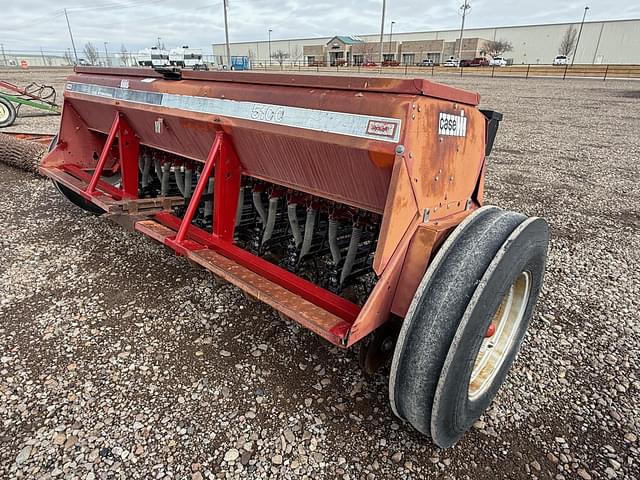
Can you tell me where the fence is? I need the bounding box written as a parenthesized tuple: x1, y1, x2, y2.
(227, 59, 640, 81)
(2, 51, 639, 81)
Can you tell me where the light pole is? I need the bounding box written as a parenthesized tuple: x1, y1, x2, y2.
(388, 21, 395, 62)
(378, 0, 386, 65)
(223, 0, 231, 68)
(268, 29, 273, 65)
(64, 8, 79, 64)
(572, 6, 589, 65)
(457, 0, 471, 61)
(103, 42, 109, 67)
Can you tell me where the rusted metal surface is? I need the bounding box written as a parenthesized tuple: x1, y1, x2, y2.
(73, 67, 480, 105)
(390, 213, 468, 317)
(135, 217, 352, 345)
(188, 248, 351, 345)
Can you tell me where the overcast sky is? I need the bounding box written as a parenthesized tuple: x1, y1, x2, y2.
(4, 0, 640, 54)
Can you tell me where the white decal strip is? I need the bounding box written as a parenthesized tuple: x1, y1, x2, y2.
(66, 82, 402, 143)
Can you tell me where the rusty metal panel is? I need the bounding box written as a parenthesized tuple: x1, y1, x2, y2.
(188, 249, 351, 345)
(373, 155, 420, 273)
(73, 67, 479, 105)
(402, 98, 486, 219)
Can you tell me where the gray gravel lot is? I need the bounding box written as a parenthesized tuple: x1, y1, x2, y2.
(1, 70, 639, 479)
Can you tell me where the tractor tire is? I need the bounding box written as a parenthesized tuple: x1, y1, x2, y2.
(0, 97, 17, 128)
(389, 206, 548, 447)
(48, 134, 104, 215)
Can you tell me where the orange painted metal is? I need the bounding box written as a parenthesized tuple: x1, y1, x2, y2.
(390, 212, 469, 318)
(39, 67, 491, 348)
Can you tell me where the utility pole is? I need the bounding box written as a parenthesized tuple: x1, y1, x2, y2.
(572, 6, 589, 66)
(64, 8, 79, 64)
(388, 21, 395, 61)
(457, 0, 471, 61)
(223, 0, 231, 68)
(268, 29, 272, 65)
(103, 42, 109, 67)
(378, 0, 386, 64)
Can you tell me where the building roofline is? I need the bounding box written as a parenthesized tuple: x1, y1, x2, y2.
(211, 17, 640, 47)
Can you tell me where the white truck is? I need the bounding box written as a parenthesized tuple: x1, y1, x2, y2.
(489, 56, 507, 67)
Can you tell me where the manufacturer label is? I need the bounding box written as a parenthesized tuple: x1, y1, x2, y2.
(366, 120, 398, 139)
(438, 111, 467, 137)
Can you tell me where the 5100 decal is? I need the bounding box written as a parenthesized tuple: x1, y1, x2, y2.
(251, 104, 285, 122)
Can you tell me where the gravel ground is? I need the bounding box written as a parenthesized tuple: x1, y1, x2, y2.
(1, 71, 639, 479)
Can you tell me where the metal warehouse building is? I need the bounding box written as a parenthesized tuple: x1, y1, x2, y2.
(212, 18, 640, 65)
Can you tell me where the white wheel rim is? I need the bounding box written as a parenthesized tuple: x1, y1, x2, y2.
(468, 271, 531, 401)
(0, 102, 9, 122)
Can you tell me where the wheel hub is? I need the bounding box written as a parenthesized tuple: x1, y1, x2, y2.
(468, 271, 532, 401)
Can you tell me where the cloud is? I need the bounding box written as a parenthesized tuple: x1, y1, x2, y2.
(4, 0, 639, 55)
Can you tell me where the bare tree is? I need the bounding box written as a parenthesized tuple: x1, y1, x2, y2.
(484, 39, 513, 58)
(63, 49, 74, 65)
(558, 26, 577, 56)
(359, 42, 378, 63)
(271, 49, 289, 66)
(120, 44, 129, 66)
(290, 45, 302, 66)
(83, 42, 99, 65)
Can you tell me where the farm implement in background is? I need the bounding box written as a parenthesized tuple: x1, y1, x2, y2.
(0, 80, 61, 128)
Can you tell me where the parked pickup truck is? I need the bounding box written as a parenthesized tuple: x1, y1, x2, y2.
(460, 57, 489, 67)
(416, 59, 434, 67)
(489, 56, 508, 67)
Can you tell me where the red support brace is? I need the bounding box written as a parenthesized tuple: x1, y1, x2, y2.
(85, 112, 138, 199)
(118, 115, 140, 198)
(171, 131, 223, 246)
(86, 112, 120, 195)
(213, 136, 242, 241)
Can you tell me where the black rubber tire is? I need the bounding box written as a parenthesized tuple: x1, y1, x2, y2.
(389, 206, 549, 447)
(49, 134, 104, 216)
(431, 216, 549, 447)
(0, 97, 17, 128)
